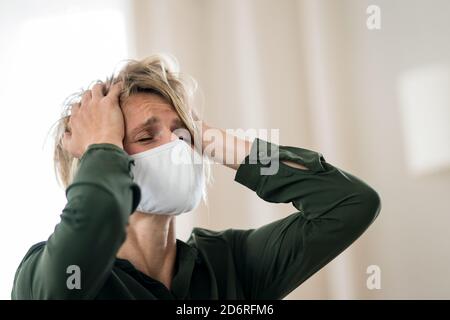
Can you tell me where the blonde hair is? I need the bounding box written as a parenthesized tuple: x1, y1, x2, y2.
(54, 53, 209, 191)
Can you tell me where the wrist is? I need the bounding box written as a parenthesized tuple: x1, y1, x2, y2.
(85, 139, 123, 153)
(102, 141, 124, 150)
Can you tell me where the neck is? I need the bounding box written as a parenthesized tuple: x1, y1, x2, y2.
(117, 212, 177, 290)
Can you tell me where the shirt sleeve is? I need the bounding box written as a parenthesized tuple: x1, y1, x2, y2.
(228, 138, 381, 299)
(11, 144, 141, 299)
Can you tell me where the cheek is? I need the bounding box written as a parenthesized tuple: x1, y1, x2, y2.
(124, 135, 176, 155)
(124, 144, 148, 156)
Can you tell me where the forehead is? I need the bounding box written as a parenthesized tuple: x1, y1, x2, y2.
(122, 92, 176, 120)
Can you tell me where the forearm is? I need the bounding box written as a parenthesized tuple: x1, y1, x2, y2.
(201, 124, 252, 170)
(201, 124, 307, 171)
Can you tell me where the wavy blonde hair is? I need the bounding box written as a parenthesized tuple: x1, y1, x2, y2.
(54, 53, 208, 190)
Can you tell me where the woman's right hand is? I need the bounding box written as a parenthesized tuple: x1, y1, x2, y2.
(63, 82, 125, 158)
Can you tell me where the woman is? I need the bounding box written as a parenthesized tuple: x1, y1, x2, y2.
(11, 54, 381, 299)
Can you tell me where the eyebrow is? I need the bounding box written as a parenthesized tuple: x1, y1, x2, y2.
(129, 116, 160, 138)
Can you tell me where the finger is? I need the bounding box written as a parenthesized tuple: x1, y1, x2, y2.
(70, 102, 80, 116)
(81, 90, 92, 106)
(92, 82, 105, 99)
(107, 81, 123, 98)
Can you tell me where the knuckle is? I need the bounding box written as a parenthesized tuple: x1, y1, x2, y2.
(93, 83, 102, 91)
(82, 90, 92, 98)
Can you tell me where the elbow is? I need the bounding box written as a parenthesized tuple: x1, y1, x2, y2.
(86, 189, 128, 235)
(353, 183, 382, 232)
(363, 185, 382, 222)
(67, 185, 129, 241)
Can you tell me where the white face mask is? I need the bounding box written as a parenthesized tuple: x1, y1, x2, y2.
(130, 139, 205, 215)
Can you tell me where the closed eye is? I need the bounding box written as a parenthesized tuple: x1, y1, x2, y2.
(137, 136, 154, 142)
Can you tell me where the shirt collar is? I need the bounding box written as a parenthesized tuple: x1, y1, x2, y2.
(114, 239, 198, 299)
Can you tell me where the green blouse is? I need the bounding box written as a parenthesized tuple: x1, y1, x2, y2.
(11, 138, 380, 299)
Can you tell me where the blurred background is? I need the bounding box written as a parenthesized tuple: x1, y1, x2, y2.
(0, 0, 449, 299)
